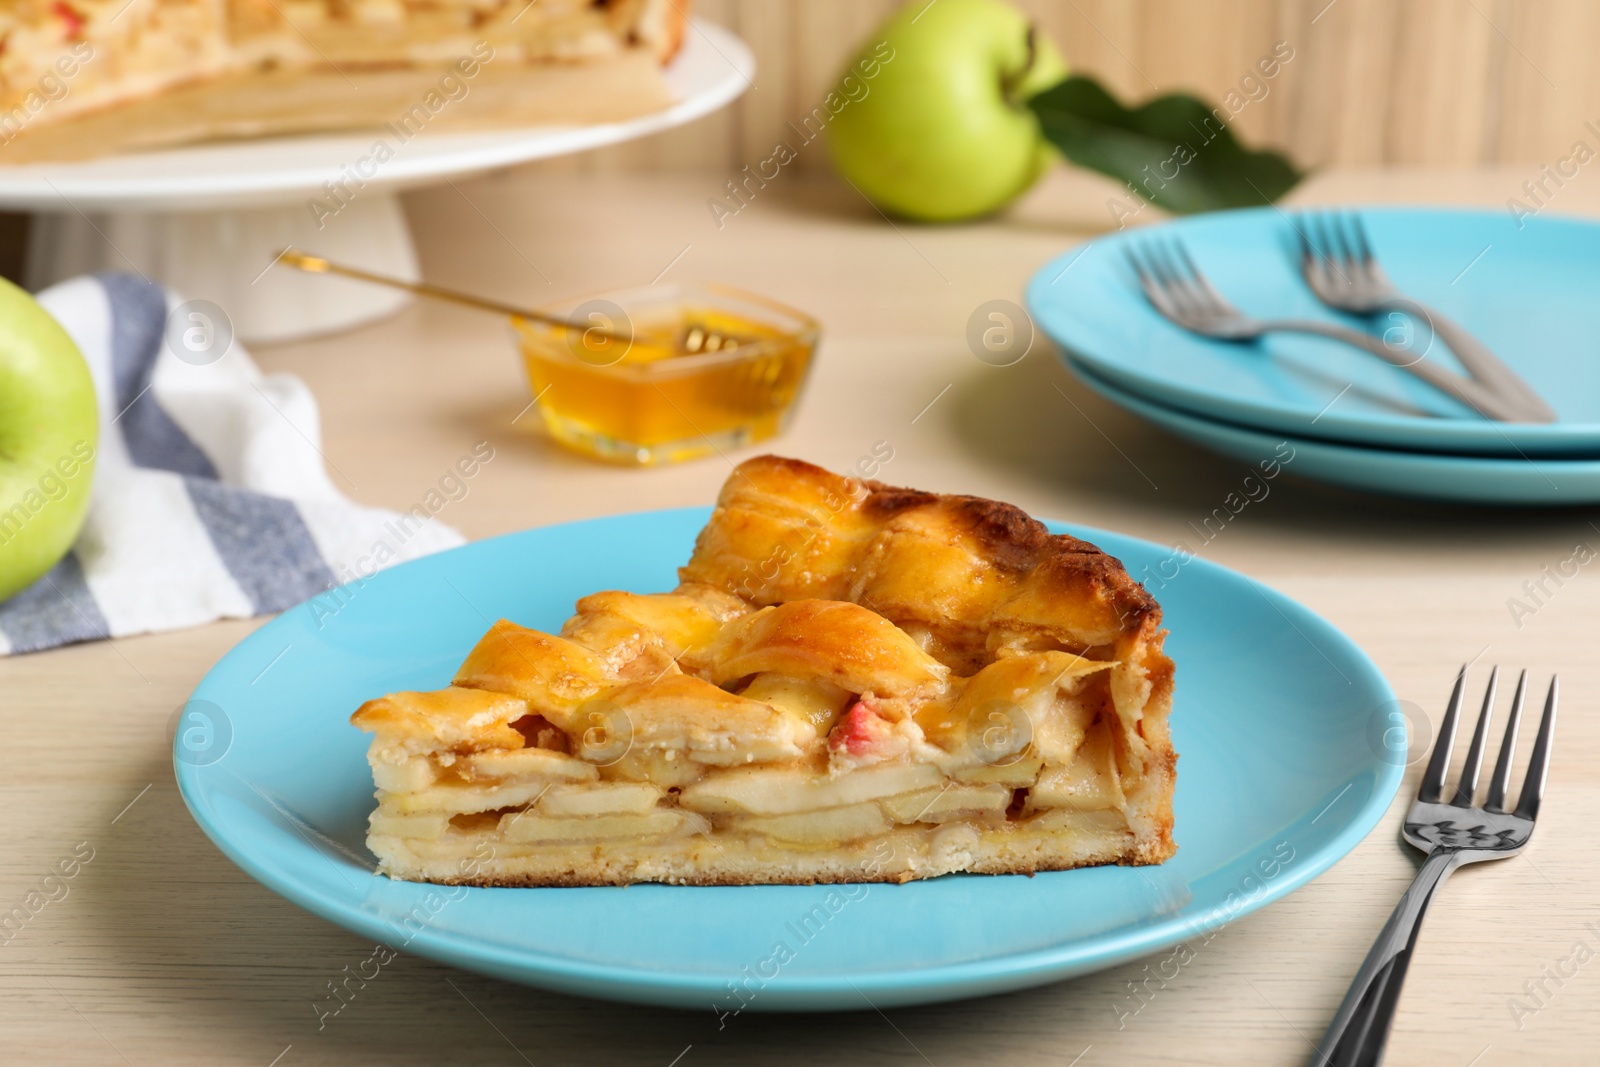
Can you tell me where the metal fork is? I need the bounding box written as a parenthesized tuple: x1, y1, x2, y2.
(1316, 667, 1559, 1067)
(1126, 240, 1530, 423)
(1296, 212, 1556, 423)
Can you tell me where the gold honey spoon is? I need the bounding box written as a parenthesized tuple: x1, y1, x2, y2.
(280, 249, 741, 355)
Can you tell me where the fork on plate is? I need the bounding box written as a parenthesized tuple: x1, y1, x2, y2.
(1125, 239, 1540, 424)
(1316, 667, 1559, 1067)
(1295, 212, 1556, 423)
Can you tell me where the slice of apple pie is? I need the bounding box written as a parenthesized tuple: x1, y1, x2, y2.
(351, 456, 1176, 886)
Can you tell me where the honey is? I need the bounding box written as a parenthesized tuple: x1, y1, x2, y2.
(514, 283, 818, 465)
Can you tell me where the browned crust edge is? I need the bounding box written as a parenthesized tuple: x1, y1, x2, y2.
(754, 455, 1163, 630)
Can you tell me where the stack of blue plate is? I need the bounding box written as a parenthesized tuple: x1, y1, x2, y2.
(1025, 207, 1600, 505)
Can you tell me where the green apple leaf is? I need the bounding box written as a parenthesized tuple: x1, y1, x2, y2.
(1027, 75, 1303, 214)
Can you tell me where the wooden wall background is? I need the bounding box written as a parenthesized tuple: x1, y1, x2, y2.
(555, 0, 1600, 174)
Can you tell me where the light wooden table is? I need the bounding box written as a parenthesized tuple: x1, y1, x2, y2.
(3, 165, 1597, 1066)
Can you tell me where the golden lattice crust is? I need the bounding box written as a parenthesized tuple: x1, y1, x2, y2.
(350, 456, 1177, 886)
(681, 456, 1161, 645)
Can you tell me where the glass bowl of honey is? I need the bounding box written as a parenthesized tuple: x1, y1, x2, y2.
(513, 282, 819, 465)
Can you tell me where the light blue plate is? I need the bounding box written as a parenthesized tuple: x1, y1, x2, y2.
(174, 508, 1402, 1011)
(1026, 207, 1600, 457)
(1071, 358, 1600, 506)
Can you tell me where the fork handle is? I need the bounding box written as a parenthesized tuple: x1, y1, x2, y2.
(1372, 300, 1557, 423)
(1316, 849, 1462, 1067)
(1264, 320, 1528, 423)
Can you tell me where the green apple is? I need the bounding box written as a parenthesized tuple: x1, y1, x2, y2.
(0, 277, 97, 603)
(827, 0, 1067, 222)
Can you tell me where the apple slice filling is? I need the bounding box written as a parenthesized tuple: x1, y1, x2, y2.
(365, 694, 1131, 854)
(356, 589, 1148, 877)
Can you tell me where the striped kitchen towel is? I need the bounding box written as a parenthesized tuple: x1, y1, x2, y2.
(0, 274, 463, 655)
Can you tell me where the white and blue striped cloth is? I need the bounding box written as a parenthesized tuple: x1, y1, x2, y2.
(0, 274, 463, 655)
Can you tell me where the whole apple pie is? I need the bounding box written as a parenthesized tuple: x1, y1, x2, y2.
(351, 456, 1177, 885)
(0, 0, 685, 161)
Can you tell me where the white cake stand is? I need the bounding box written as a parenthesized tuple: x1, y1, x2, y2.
(0, 22, 753, 343)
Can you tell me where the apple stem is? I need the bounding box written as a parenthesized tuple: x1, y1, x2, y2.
(1002, 24, 1039, 107)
